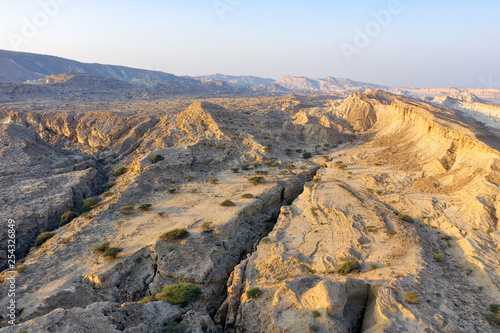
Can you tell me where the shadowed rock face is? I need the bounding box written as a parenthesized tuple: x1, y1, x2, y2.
(1, 91, 500, 332)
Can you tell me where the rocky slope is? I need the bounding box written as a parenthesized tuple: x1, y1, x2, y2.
(1, 91, 500, 332)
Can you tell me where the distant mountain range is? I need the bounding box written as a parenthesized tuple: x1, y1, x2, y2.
(1, 49, 499, 103)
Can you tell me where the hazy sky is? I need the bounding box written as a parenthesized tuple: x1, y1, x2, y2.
(0, 0, 499, 88)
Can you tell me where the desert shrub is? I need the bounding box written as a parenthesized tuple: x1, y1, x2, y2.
(103, 247, 123, 259)
(35, 232, 56, 247)
(302, 152, 313, 159)
(248, 176, 265, 185)
(285, 163, 295, 170)
(138, 203, 152, 212)
(255, 170, 268, 175)
(246, 287, 260, 299)
(13, 266, 26, 273)
(387, 230, 397, 236)
(336, 261, 360, 274)
(156, 283, 202, 304)
(162, 322, 190, 333)
(313, 177, 321, 183)
(150, 154, 164, 164)
(241, 193, 254, 199)
(160, 229, 190, 241)
(402, 291, 420, 304)
(309, 325, 319, 332)
(103, 180, 116, 190)
(167, 188, 177, 194)
(139, 295, 156, 304)
(370, 264, 378, 271)
(190, 188, 197, 193)
(102, 191, 112, 197)
(84, 197, 101, 207)
(434, 253, 444, 261)
(201, 221, 213, 230)
(80, 204, 92, 214)
(157, 211, 167, 218)
(113, 166, 127, 177)
(337, 164, 347, 170)
(398, 213, 412, 222)
(241, 164, 250, 170)
(220, 200, 234, 207)
(490, 304, 500, 313)
(261, 238, 271, 244)
(121, 205, 134, 214)
(231, 167, 240, 173)
(60, 211, 78, 226)
(311, 310, 320, 318)
(184, 175, 193, 181)
(376, 190, 383, 195)
(487, 312, 500, 327)
(93, 241, 110, 253)
(208, 178, 218, 184)
(365, 226, 377, 232)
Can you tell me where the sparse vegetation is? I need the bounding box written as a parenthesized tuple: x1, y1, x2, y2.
(80, 204, 92, 214)
(157, 211, 167, 218)
(246, 287, 261, 299)
(102, 191, 112, 197)
(248, 176, 265, 185)
(84, 197, 101, 207)
(231, 167, 240, 173)
(302, 152, 313, 159)
(13, 266, 26, 273)
(309, 325, 319, 332)
(60, 211, 78, 226)
(150, 154, 164, 164)
(241, 193, 254, 199)
(103, 180, 116, 190)
(402, 290, 420, 304)
(201, 221, 213, 230)
(121, 205, 134, 214)
(398, 213, 412, 222)
(190, 188, 198, 193)
(93, 241, 110, 253)
(208, 178, 218, 184)
(376, 190, 383, 195)
(103, 247, 123, 259)
(261, 238, 271, 244)
(113, 166, 127, 177)
(365, 226, 377, 232)
(160, 229, 190, 241)
(156, 283, 202, 304)
(35, 232, 56, 247)
(337, 261, 360, 274)
(254, 170, 268, 175)
(312, 310, 321, 318)
(387, 230, 397, 236)
(370, 264, 378, 271)
(138, 295, 156, 304)
(434, 253, 444, 261)
(162, 322, 190, 333)
(167, 188, 177, 194)
(138, 203, 152, 211)
(220, 200, 234, 207)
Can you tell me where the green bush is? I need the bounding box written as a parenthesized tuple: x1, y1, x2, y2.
(167, 188, 177, 194)
(246, 287, 261, 299)
(113, 166, 127, 177)
(487, 313, 500, 327)
(208, 178, 218, 184)
(160, 229, 190, 241)
(220, 200, 234, 207)
(84, 197, 101, 207)
(336, 261, 360, 274)
(309, 325, 319, 332)
(93, 241, 110, 253)
(302, 152, 313, 159)
(60, 211, 78, 226)
(248, 176, 265, 185)
(311, 310, 320, 318)
(102, 191, 112, 197)
(490, 304, 500, 313)
(370, 264, 378, 271)
(80, 204, 92, 214)
(35, 232, 56, 247)
(255, 170, 268, 175)
(201, 221, 213, 230)
(121, 205, 134, 214)
(434, 253, 444, 261)
(103, 247, 123, 259)
(231, 167, 240, 173)
(241, 193, 254, 199)
(162, 322, 190, 333)
(150, 154, 164, 164)
(138, 203, 152, 211)
(402, 291, 420, 304)
(103, 180, 116, 190)
(156, 283, 202, 304)
(139, 295, 156, 304)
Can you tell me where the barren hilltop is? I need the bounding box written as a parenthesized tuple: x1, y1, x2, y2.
(1, 52, 500, 332)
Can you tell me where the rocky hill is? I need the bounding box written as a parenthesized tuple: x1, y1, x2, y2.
(1, 89, 500, 332)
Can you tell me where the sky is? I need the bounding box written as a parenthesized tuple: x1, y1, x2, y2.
(0, 0, 499, 88)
